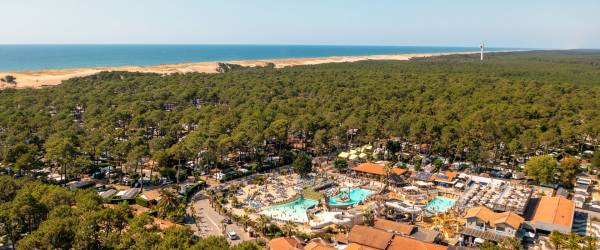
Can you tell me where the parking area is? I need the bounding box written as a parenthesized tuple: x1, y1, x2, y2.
(187, 193, 251, 244)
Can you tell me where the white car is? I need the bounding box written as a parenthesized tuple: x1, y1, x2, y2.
(227, 230, 238, 240)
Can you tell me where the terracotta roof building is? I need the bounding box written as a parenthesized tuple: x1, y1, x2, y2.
(268, 237, 302, 250)
(344, 243, 380, 250)
(373, 219, 440, 243)
(352, 163, 407, 177)
(388, 236, 448, 250)
(408, 227, 441, 243)
(462, 206, 524, 243)
(529, 196, 574, 234)
(347, 225, 394, 250)
(430, 171, 458, 185)
(303, 241, 335, 250)
(373, 219, 416, 236)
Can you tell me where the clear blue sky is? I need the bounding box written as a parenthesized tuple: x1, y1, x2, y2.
(3, 0, 600, 48)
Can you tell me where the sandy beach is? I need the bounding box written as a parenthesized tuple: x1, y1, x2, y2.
(0, 51, 480, 89)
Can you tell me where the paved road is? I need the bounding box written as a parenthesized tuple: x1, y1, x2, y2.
(187, 192, 251, 245)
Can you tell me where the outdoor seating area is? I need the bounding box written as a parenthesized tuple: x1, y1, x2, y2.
(337, 144, 374, 161)
(459, 182, 531, 215)
(237, 174, 304, 210)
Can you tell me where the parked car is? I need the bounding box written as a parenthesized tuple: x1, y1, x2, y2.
(227, 230, 238, 240)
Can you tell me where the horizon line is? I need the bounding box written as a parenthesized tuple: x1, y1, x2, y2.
(0, 43, 548, 49)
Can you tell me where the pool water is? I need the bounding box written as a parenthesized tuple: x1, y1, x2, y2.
(426, 197, 456, 213)
(261, 197, 318, 223)
(329, 188, 373, 206)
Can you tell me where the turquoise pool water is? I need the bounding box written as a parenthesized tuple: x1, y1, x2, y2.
(426, 197, 456, 213)
(329, 188, 373, 206)
(261, 197, 318, 223)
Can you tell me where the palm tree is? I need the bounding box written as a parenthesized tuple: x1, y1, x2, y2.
(500, 237, 524, 250)
(282, 221, 296, 237)
(240, 214, 250, 231)
(566, 232, 581, 250)
(363, 209, 375, 226)
(221, 220, 227, 234)
(480, 240, 501, 250)
(206, 189, 215, 207)
(550, 231, 565, 250)
(582, 236, 598, 250)
(229, 194, 239, 208)
(255, 215, 269, 236)
(157, 189, 179, 219)
(382, 164, 392, 191)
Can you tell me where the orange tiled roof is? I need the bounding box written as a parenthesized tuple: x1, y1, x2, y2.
(348, 225, 394, 250)
(465, 206, 524, 229)
(465, 207, 495, 222)
(430, 171, 458, 183)
(531, 196, 574, 229)
(304, 242, 335, 250)
(373, 219, 416, 235)
(268, 237, 302, 250)
(352, 163, 407, 176)
(388, 236, 448, 250)
(492, 212, 525, 229)
(344, 243, 380, 250)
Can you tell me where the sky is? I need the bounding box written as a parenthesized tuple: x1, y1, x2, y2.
(2, 0, 600, 48)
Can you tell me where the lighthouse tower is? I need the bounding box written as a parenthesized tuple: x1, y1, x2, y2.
(480, 41, 485, 61)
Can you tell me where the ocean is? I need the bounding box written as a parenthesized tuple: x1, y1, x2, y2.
(0, 44, 516, 71)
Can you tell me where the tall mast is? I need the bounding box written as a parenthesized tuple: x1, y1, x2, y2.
(480, 41, 485, 61)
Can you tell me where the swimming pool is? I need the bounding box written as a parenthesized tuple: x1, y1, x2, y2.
(328, 188, 373, 206)
(426, 197, 456, 213)
(261, 197, 318, 223)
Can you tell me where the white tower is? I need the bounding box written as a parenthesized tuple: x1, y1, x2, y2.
(480, 41, 485, 61)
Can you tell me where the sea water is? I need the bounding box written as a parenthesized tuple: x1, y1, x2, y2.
(0, 44, 517, 71)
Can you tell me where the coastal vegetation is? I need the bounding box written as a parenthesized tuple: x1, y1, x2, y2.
(524, 155, 581, 187)
(0, 176, 261, 249)
(292, 152, 313, 176)
(1, 51, 599, 179)
(0, 75, 16, 83)
(1, 50, 600, 248)
(548, 230, 598, 250)
(0, 75, 16, 86)
(216, 62, 275, 73)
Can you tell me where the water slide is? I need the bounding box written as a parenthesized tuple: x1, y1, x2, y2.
(385, 200, 424, 214)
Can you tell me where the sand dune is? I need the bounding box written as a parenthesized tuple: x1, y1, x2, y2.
(0, 51, 479, 89)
